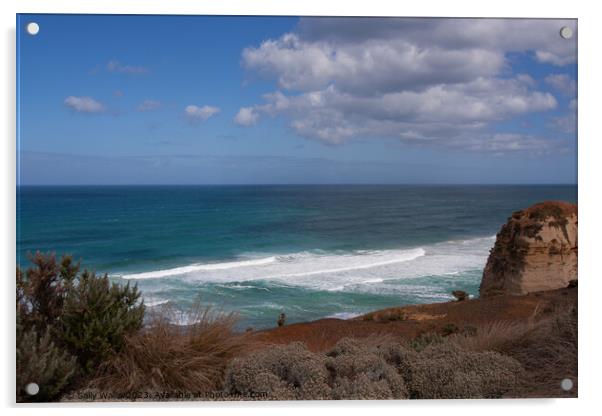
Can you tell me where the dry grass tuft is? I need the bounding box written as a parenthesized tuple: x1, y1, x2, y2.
(503, 304, 577, 397)
(89, 304, 251, 394)
(445, 301, 577, 397)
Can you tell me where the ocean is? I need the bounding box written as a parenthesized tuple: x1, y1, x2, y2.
(16, 185, 577, 329)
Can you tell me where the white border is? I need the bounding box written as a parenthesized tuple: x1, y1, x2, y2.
(2, 1, 601, 415)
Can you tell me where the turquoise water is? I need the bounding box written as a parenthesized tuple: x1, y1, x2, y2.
(17, 185, 577, 328)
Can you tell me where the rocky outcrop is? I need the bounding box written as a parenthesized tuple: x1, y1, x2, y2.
(480, 201, 577, 297)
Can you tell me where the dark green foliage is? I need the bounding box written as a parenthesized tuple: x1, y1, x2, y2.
(410, 332, 445, 352)
(16, 253, 79, 331)
(363, 309, 406, 322)
(277, 312, 286, 327)
(16, 324, 77, 402)
(452, 290, 468, 301)
(59, 270, 145, 374)
(16, 252, 146, 400)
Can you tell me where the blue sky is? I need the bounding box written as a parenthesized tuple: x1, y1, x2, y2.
(17, 15, 577, 184)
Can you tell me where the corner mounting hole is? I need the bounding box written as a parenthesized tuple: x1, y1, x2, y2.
(26, 22, 40, 36)
(560, 378, 574, 391)
(560, 26, 573, 40)
(25, 382, 39, 396)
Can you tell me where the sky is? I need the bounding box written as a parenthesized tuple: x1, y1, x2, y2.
(17, 15, 577, 185)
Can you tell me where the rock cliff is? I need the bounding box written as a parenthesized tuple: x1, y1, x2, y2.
(480, 201, 577, 297)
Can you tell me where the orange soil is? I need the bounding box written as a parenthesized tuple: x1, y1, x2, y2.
(253, 287, 577, 352)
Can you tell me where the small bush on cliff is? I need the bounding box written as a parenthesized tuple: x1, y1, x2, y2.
(16, 324, 77, 402)
(409, 332, 445, 352)
(59, 270, 145, 374)
(452, 290, 468, 301)
(441, 323, 460, 336)
(16, 253, 79, 331)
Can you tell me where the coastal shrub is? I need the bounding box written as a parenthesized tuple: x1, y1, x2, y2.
(223, 335, 527, 400)
(406, 343, 523, 399)
(91, 305, 248, 395)
(17, 253, 79, 331)
(224, 342, 331, 400)
(17, 252, 145, 387)
(16, 324, 77, 402)
(325, 338, 408, 399)
(441, 323, 460, 336)
(409, 332, 445, 352)
(58, 270, 145, 374)
(363, 309, 406, 322)
(452, 290, 468, 301)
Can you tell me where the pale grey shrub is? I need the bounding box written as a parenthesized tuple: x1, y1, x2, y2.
(223, 342, 331, 400)
(325, 338, 408, 399)
(406, 343, 523, 399)
(223, 337, 522, 400)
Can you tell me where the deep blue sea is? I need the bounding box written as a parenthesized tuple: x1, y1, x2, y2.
(17, 185, 577, 329)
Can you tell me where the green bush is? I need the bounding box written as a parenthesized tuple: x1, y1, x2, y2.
(441, 323, 460, 336)
(16, 252, 146, 395)
(16, 253, 78, 331)
(409, 333, 445, 352)
(16, 324, 77, 402)
(59, 270, 145, 374)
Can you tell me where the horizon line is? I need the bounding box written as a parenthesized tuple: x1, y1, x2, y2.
(16, 183, 578, 187)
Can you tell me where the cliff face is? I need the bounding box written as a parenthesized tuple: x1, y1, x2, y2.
(480, 201, 577, 297)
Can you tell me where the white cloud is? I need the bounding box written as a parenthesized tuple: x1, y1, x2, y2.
(184, 105, 220, 122)
(236, 18, 576, 152)
(234, 107, 259, 126)
(64, 96, 105, 113)
(240, 79, 557, 146)
(545, 74, 577, 96)
(107, 59, 148, 74)
(137, 100, 161, 112)
(549, 99, 577, 134)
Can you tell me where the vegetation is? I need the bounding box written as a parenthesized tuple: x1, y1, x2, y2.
(16, 252, 577, 401)
(452, 290, 468, 301)
(362, 309, 406, 322)
(16, 252, 145, 401)
(16, 325, 77, 402)
(441, 323, 460, 336)
(223, 336, 522, 400)
(90, 305, 248, 394)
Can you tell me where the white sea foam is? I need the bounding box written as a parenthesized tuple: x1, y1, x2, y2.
(122, 256, 277, 279)
(144, 298, 169, 307)
(326, 312, 362, 320)
(120, 235, 495, 293)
